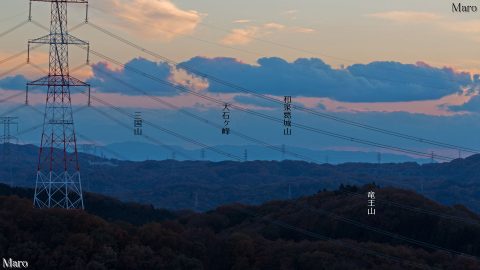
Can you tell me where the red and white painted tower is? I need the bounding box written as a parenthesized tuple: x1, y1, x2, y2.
(27, 0, 90, 209)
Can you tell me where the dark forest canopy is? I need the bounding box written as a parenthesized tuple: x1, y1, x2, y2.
(1, 184, 479, 269)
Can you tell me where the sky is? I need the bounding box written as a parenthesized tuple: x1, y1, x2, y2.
(1, 0, 480, 162)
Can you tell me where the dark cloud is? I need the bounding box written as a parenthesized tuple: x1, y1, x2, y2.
(0, 75, 28, 90)
(1, 57, 475, 103)
(87, 58, 178, 96)
(449, 94, 480, 112)
(180, 57, 476, 102)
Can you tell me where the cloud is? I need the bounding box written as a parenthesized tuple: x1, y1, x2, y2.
(443, 20, 480, 34)
(283, 9, 298, 20)
(292, 27, 315, 33)
(233, 19, 251, 24)
(367, 10, 480, 41)
(368, 11, 441, 23)
(284, 10, 298, 15)
(4, 56, 476, 105)
(95, 0, 203, 39)
(449, 96, 480, 112)
(220, 22, 312, 45)
(180, 56, 478, 103)
(220, 27, 260, 45)
(0, 75, 28, 90)
(448, 78, 480, 112)
(87, 58, 179, 96)
(169, 67, 209, 92)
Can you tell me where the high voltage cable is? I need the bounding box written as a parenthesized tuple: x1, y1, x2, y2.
(199, 22, 474, 87)
(7, 8, 472, 266)
(101, 186, 442, 269)
(46, 59, 480, 262)
(89, 95, 243, 161)
(84, 48, 455, 161)
(303, 202, 478, 259)
(86, 48, 455, 161)
(85, 21, 480, 155)
(7, 105, 124, 161)
(0, 11, 28, 24)
(12, 88, 478, 227)
(0, 20, 29, 39)
(13, 105, 480, 257)
(14, 105, 480, 264)
(0, 92, 24, 105)
(338, 189, 480, 227)
(0, 105, 26, 120)
(73, 131, 128, 161)
(26, 16, 480, 255)
(85, 105, 195, 160)
(92, 66, 319, 163)
(80, 70, 480, 226)
(235, 206, 439, 270)
(85, 94, 243, 161)
(0, 62, 28, 79)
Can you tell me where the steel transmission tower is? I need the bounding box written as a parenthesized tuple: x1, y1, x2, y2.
(1, 117, 18, 187)
(27, 0, 90, 209)
(0, 117, 18, 144)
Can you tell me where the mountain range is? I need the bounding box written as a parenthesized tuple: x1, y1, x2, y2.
(101, 141, 430, 164)
(1, 143, 479, 213)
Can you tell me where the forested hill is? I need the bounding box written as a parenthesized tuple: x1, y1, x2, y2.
(1, 144, 480, 212)
(0, 184, 479, 269)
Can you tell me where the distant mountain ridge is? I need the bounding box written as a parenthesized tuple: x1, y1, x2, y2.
(1, 143, 479, 213)
(103, 141, 430, 163)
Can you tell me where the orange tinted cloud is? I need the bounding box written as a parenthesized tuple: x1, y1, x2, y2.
(368, 11, 441, 23)
(96, 0, 203, 40)
(220, 22, 313, 46)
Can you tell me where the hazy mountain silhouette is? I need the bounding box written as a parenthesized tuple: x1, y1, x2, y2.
(1, 144, 479, 213)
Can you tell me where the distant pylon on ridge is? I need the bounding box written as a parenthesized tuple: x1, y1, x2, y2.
(27, 0, 90, 210)
(1, 117, 19, 187)
(0, 117, 18, 144)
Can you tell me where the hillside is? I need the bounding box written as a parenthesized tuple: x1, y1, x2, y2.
(0, 184, 479, 269)
(1, 144, 480, 212)
(103, 141, 429, 163)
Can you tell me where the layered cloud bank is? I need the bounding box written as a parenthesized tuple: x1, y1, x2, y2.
(181, 57, 476, 102)
(1, 56, 479, 113)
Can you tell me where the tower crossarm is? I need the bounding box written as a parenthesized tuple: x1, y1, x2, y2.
(29, 33, 89, 46)
(30, 0, 87, 3)
(27, 75, 89, 87)
(27, 0, 89, 209)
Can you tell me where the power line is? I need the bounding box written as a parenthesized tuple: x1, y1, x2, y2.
(234, 206, 439, 270)
(303, 202, 478, 260)
(85, 21, 480, 155)
(0, 92, 24, 105)
(338, 189, 480, 227)
(60, 81, 479, 262)
(0, 20, 29, 39)
(0, 11, 28, 24)
(26, 10, 480, 237)
(199, 21, 475, 88)
(85, 93, 243, 161)
(91, 66, 319, 163)
(84, 48, 456, 161)
(85, 105, 195, 160)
